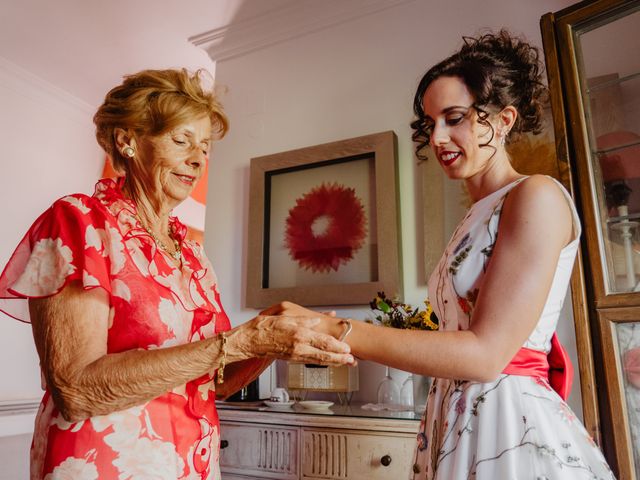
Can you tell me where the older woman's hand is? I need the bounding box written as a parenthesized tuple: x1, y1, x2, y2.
(260, 301, 347, 342)
(229, 313, 353, 366)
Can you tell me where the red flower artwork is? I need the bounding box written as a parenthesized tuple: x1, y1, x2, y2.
(285, 182, 367, 273)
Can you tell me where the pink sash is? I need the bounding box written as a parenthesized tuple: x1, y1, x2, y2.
(502, 333, 573, 401)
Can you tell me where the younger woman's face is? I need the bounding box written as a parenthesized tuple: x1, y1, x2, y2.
(421, 76, 499, 179)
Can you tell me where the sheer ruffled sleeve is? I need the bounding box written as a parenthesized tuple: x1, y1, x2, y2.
(183, 240, 231, 334)
(0, 195, 112, 322)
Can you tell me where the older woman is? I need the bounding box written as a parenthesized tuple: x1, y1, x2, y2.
(0, 69, 353, 480)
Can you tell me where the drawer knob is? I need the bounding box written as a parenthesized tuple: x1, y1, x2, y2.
(220, 440, 229, 449)
(381, 455, 392, 467)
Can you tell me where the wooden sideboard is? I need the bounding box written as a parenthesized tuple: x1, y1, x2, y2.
(217, 403, 420, 480)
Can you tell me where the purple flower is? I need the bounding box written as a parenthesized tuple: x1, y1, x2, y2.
(454, 233, 471, 254)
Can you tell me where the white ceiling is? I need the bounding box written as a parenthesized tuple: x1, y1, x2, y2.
(0, 0, 294, 106)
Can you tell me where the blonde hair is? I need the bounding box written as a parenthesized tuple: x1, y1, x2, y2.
(94, 68, 229, 173)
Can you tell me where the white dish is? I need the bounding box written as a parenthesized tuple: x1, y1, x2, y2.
(263, 400, 295, 409)
(298, 400, 334, 410)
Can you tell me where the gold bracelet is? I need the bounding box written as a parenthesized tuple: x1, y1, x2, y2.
(338, 319, 352, 341)
(217, 331, 227, 384)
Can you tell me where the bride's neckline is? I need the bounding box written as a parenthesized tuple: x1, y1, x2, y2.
(471, 176, 528, 207)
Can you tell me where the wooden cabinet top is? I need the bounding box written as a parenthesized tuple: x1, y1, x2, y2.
(216, 401, 421, 434)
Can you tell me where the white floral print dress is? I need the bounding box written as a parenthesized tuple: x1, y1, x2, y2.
(0, 178, 229, 480)
(412, 177, 615, 479)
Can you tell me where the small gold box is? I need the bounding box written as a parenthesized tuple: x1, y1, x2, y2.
(287, 363, 359, 392)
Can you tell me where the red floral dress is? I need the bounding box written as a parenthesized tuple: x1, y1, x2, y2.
(0, 178, 230, 480)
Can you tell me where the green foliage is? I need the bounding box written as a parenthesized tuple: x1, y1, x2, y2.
(369, 291, 439, 331)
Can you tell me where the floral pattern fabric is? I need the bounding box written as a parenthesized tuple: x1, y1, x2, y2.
(412, 177, 615, 479)
(0, 178, 229, 480)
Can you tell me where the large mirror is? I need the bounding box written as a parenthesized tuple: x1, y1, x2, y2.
(575, 7, 640, 295)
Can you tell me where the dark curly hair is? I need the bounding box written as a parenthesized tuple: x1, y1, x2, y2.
(411, 29, 547, 161)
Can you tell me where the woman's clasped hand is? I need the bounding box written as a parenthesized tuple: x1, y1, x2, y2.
(228, 312, 354, 365)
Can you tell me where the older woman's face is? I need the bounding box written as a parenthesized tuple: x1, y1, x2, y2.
(133, 115, 212, 208)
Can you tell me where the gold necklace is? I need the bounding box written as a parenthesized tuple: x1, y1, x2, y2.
(137, 217, 182, 262)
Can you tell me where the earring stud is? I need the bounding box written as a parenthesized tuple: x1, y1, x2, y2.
(123, 146, 135, 158)
(498, 130, 509, 147)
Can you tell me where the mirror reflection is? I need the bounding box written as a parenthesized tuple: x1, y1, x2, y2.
(577, 7, 640, 293)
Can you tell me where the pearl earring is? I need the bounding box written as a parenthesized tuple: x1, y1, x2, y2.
(498, 129, 509, 147)
(123, 146, 135, 158)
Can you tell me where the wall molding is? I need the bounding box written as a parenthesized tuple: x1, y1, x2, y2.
(0, 398, 40, 417)
(0, 400, 39, 437)
(190, 0, 416, 62)
(0, 56, 94, 124)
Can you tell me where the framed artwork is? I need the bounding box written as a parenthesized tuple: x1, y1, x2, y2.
(246, 131, 401, 308)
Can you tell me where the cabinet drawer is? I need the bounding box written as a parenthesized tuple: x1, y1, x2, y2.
(220, 423, 299, 479)
(301, 429, 415, 480)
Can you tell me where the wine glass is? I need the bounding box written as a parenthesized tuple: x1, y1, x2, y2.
(400, 374, 414, 408)
(377, 366, 400, 405)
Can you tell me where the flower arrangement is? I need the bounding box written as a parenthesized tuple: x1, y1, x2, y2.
(368, 291, 439, 330)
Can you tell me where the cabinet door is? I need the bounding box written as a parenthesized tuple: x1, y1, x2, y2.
(301, 428, 415, 480)
(542, 1, 640, 473)
(220, 423, 299, 479)
(551, 1, 640, 306)
(599, 308, 640, 480)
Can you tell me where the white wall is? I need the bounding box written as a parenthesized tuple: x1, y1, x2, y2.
(0, 434, 31, 480)
(204, 0, 581, 408)
(0, 55, 102, 477)
(0, 56, 102, 455)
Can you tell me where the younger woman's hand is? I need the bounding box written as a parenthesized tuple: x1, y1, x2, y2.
(260, 301, 319, 317)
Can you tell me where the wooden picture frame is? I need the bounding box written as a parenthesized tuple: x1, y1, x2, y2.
(246, 131, 401, 308)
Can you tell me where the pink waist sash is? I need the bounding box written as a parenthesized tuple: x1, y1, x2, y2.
(502, 333, 573, 401)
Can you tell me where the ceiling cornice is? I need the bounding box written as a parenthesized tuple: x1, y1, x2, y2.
(190, 0, 415, 62)
(0, 56, 94, 121)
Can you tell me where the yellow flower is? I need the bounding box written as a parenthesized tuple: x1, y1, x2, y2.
(370, 294, 438, 331)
